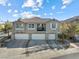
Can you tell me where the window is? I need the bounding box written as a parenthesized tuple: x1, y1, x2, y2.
(50, 23, 57, 29)
(29, 24, 34, 28)
(37, 24, 46, 31)
(15, 23, 24, 30)
(52, 24, 56, 28)
(16, 23, 24, 28)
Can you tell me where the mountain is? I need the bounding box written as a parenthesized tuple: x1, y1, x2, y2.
(64, 16, 79, 23)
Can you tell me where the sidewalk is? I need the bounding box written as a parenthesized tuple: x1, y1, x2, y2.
(70, 43, 79, 48)
(0, 48, 79, 59)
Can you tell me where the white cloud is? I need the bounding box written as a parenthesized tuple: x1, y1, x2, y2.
(36, 0, 43, 7)
(8, 9, 12, 13)
(62, 0, 72, 5)
(20, 12, 40, 18)
(61, 0, 73, 9)
(61, 5, 66, 9)
(22, 0, 35, 8)
(22, 0, 43, 8)
(49, 13, 53, 16)
(43, 13, 47, 16)
(8, 3, 11, 6)
(14, 10, 18, 13)
(20, 12, 33, 18)
(12, 14, 19, 17)
(0, 0, 7, 6)
(32, 8, 39, 11)
(52, 6, 55, 10)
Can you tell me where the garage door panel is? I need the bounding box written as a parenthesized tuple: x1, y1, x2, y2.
(32, 34, 45, 40)
(15, 34, 55, 40)
(48, 34, 55, 40)
(15, 34, 29, 39)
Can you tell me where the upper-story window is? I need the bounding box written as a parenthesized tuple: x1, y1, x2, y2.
(52, 24, 56, 28)
(50, 23, 57, 30)
(28, 24, 35, 30)
(16, 23, 24, 28)
(15, 23, 24, 30)
(37, 24, 46, 31)
(29, 24, 34, 28)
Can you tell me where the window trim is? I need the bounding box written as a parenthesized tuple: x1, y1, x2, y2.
(52, 24, 56, 28)
(29, 24, 34, 28)
(15, 23, 24, 30)
(28, 24, 35, 30)
(16, 23, 24, 28)
(50, 23, 57, 30)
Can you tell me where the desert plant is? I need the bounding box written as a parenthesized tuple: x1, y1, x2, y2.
(58, 33, 68, 43)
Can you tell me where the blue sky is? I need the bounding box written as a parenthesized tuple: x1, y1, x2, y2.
(0, 0, 79, 21)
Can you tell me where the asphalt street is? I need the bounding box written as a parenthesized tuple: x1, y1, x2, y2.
(52, 53, 79, 59)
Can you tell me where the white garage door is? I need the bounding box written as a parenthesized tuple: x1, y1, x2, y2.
(48, 34, 55, 40)
(32, 34, 45, 40)
(15, 34, 29, 40)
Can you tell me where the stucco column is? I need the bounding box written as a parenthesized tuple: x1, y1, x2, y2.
(45, 33, 48, 43)
(11, 22, 15, 40)
(24, 23, 26, 32)
(29, 34, 32, 40)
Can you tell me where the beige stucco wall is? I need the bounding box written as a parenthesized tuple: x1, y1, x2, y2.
(46, 21, 59, 33)
(11, 20, 60, 40)
(46, 21, 60, 40)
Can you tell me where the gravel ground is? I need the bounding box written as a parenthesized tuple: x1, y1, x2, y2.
(0, 48, 79, 59)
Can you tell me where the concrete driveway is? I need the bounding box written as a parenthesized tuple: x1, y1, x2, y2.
(5, 40, 48, 48)
(5, 40, 27, 48)
(5, 40, 70, 49)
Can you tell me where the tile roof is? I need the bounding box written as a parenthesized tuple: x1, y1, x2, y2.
(20, 17, 48, 23)
(15, 17, 59, 23)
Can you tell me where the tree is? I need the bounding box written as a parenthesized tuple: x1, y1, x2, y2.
(0, 24, 4, 32)
(3, 21, 12, 37)
(58, 22, 69, 43)
(59, 21, 79, 42)
(76, 23, 79, 34)
(58, 33, 68, 43)
(66, 23, 78, 41)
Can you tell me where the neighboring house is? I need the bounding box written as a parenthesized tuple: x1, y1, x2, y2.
(11, 17, 60, 40)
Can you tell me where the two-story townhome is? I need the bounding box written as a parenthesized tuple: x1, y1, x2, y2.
(11, 17, 60, 40)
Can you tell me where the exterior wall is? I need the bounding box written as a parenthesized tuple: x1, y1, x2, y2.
(46, 21, 58, 33)
(14, 21, 59, 34)
(14, 22, 38, 34)
(46, 21, 59, 40)
(11, 20, 60, 40)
